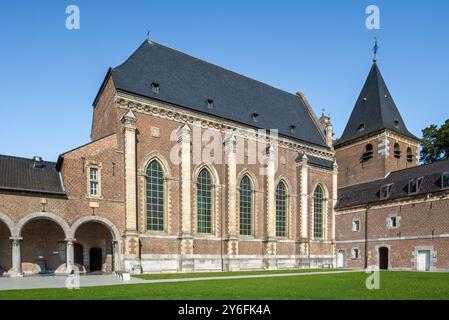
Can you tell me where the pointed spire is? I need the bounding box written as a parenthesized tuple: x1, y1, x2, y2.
(335, 62, 419, 147)
(372, 36, 379, 63)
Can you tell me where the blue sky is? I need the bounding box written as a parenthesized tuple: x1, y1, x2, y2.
(0, 0, 448, 160)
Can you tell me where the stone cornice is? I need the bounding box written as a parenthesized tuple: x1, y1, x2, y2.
(115, 93, 335, 160)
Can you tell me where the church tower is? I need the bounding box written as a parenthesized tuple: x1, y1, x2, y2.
(335, 61, 420, 187)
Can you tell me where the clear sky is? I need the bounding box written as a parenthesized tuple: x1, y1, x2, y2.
(0, 0, 448, 160)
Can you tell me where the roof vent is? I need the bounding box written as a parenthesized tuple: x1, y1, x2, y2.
(151, 82, 160, 94)
(289, 125, 296, 133)
(393, 119, 399, 127)
(357, 122, 365, 131)
(363, 97, 367, 102)
(33, 156, 45, 169)
(206, 99, 214, 109)
(251, 113, 259, 122)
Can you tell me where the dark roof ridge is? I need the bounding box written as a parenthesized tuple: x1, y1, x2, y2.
(115, 40, 304, 101)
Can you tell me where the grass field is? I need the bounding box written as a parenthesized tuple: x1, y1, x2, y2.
(1, 271, 449, 300)
(133, 268, 342, 280)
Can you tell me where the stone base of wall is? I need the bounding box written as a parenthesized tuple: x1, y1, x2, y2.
(136, 254, 335, 273)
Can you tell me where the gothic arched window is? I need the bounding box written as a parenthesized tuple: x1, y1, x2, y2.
(146, 160, 164, 231)
(197, 168, 213, 234)
(313, 185, 324, 239)
(239, 175, 253, 236)
(276, 181, 287, 237)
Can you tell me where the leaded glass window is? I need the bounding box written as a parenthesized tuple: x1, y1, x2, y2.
(197, 168, 213, 233)
(276, 181, 287, 237)
(89, 167, 99, 197)
(239, 175, 252, 236)
(313, 185, 324, 239)
(146, 160, 164, 231)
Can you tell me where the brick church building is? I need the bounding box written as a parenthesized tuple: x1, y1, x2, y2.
(0, 40, 447, 277)
(0, 40, 337, 276)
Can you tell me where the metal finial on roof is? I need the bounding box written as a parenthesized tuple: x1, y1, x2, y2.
(372, 36, 379, 63)
(147, 30, 152, 43)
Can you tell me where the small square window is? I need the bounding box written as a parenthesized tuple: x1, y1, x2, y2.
(352, 220, 360, 232)
(90, 168, 98, 181)
(442, 172, 449, 189)
(387, 216, 399, 229)
(352, 248, 360, 259)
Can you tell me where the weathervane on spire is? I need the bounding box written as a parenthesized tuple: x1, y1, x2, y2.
(372, 36, 379, 62)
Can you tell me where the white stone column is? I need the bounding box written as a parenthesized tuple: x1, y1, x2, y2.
(266, 145, 276, 240)
(263, 144, 277, 269)
(177, 123, 194, 272)
(122, 110, 138, 232)
(65, 238, 75, 274)
(10, 237, 22, 277)
(299, 154, 309, 239)
(331, 161, 338, 266)
(224, 133, 238, 270)
(295, 151, 309, 258)
(121, 110, 140, 273)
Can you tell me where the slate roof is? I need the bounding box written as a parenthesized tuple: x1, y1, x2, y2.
(108, 40, 328, 148)
(336, 159, 449, 209)
(335, 62, 419, 148)
(308, 155, 335, 170)
(0, 155, 65, 195)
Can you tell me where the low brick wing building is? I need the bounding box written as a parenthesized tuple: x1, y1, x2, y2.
(0, 40, 338, 276)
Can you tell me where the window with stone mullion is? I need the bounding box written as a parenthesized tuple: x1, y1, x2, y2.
(146, 161, 164, 231)
(239, 176, 252, 236)
(197, 169, 212, 234)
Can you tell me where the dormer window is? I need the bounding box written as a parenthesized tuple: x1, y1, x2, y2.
(442, 172, 449, 189)
(408, 177, 423, 195)
(206, 99, 214, 109)
(151, 82, 160, 93)
(357, 122, 365, 132)
(393, 119, 400, 127)
(289, 125, 296, 133)
(406, 147, 414, 163)
(394, 143, 401, 159)
(251, 113, 259, 122)
(361, 144, 373, 162)
(380, 183, 394, 200)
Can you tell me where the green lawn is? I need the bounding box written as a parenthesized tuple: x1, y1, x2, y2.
(1, 271, 449, 300)
(133, 268, 343, 280)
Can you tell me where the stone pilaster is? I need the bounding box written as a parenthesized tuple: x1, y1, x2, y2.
(331, 161, 338, 264)
(177, 123, 194, 272)
(121, 110, 141, 273)
(224, 133, 239, 271)
(296, 151, 309, 255)
(10, 237, 23, 277)
(263, 144, 277, 269)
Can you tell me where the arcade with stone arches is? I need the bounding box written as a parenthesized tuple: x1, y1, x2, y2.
(0, 212, 121, 277)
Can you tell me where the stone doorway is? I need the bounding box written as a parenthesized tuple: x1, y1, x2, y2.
(379, 247, 389, 270)
(74, 221, 114, 273)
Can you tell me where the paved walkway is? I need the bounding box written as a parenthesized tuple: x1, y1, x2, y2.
(0, 270, 359, 291)
(0, 274, 146, 291)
